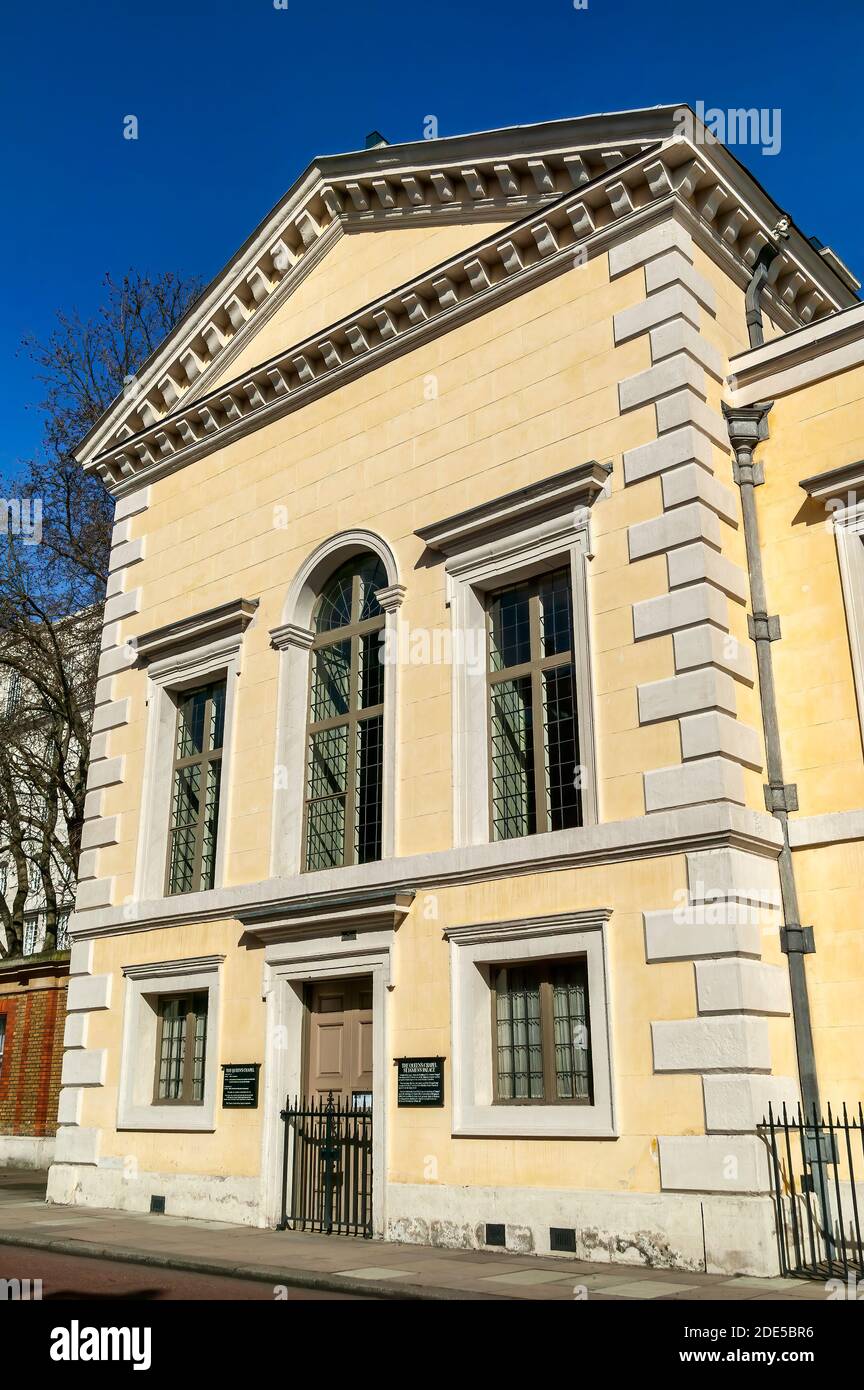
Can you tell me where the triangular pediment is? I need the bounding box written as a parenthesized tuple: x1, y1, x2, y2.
(78, 106, 859, 483)
(76, 108, 687, 467)
(203, 219, 515, 395)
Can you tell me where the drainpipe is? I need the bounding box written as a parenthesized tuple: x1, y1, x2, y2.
(744, 219, 790, 348)
(722, 400, 820, 1122)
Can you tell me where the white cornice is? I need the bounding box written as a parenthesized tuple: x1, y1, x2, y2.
(728, 301, 864, 405)
(68, 801, 784, 941)
(239, 889, 415, 943)
(799, 457, 864, 504)
(85, 139, 853, 498)
(77, 115, 857, 475)
(416, 460, 611, 554)
(134, 597, 259, 663)
(444, 908, 612, 946)
(123, 954, 225, 979)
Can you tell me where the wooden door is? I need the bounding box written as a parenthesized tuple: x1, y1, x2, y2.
(305, 977, 373, 1108)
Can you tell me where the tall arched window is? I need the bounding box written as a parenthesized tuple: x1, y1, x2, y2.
(303, 554, 387, 871)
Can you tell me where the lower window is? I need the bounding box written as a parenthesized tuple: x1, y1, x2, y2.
(153, 992, 208, 1104)
(493, 958, 592, 1103)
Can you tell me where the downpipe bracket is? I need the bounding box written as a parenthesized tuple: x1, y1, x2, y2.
(764, 781, 798, 812)
(749, 611, 782, 642)
(781, 925, 816, 955)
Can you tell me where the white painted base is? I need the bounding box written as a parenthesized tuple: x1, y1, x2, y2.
(0, 1135, 55, 1169)
(385, 1182, 781, 1277)
(44, 1165, 782, 1276)
(45, 1160, 262, 1226)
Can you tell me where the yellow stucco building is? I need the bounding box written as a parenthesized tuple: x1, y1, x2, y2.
(47, 108, 864, 1277)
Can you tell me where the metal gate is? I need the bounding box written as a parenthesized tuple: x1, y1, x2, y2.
(760, 1102, 864, 1280)
(279, 1092, 373, 1237)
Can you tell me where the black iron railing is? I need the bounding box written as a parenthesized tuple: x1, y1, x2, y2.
(279, 1092, 373, 1237)
(759, 1102, 864, 1280)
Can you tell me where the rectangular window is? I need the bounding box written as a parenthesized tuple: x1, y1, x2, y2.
(0, 1015, 6, 1079)
(166, 681, 226, 895)
(487, 569, 581, 840)
(56, 910, 71, 951)
(23, 914, 41, 957)
(153, 992, 208, 1104)
(493, 957, 591, 1104)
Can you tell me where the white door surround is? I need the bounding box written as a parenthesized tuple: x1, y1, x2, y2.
(258, 928, 394, 1233)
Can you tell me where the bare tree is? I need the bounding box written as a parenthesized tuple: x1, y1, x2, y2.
(0, 270, 201, 957)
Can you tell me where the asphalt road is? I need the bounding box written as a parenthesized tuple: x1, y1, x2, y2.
(0, 1243, 370, 1300)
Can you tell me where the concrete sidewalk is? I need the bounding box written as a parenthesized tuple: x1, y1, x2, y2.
(0, 1171, 827, 1301)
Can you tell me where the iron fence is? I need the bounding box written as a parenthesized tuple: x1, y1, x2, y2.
(759, 1102, 864, 1280)
(279, 1092, 373, 1237)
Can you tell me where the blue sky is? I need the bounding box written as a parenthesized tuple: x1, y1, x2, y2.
(2, 0, 862, 475)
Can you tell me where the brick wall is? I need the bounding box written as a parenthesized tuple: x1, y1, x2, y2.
(0, 956, 69, 1139)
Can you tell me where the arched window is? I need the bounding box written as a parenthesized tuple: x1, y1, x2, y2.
(303, 554, 387, 871)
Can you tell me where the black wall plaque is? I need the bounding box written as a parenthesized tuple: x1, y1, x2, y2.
(221, 1063, 261, 1109)
(395, 1056, 445, 1107)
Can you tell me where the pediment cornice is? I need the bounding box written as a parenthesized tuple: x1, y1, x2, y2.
(77, 112, 858, 477)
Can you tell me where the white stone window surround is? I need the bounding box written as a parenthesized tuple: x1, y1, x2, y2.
(833, 504, 864, 741)
(134, 632, 244, 903)
(269, 530, 404, 878)
(444, 509, 599, 848)
(446, 909, 615, 1139)
(117, 954, 224, 1132)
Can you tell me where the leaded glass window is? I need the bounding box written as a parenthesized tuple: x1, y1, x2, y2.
(304, 556, 386, 871)
(166, 681, 226, 895)
(493, 958, 591, 1103)
(153, 992, 208, 1104)
(487, 569, 581, 840)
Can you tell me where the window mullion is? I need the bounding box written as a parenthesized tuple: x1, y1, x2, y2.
(182, 1003, 195, 1105)
(540, 975, 557, 1101)
(528, 590, 548, 835)
(191, 693, 211, 893)
(345, 632, 360, 866)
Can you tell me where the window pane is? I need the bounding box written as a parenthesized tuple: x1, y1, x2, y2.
(192, 995, 208, 1102)
(495, 966, 544, 1100)
(552, 965, 591, 1100)
(315, 555, 387, 632)
(307, 724, 348, 801)
(176, 688, 207, 759)
(488, 584, 532, 671)
(359, 632, 385, 709)
(200, 761, 222, 892)
(306, 795, 346, 870)
(490, 676, 536, 840)
(209, 682, 226, 752)
(356, 715, 383, 864)
(306, 725, 349, 869)
(543, 664, 581, 831)
(157, 997, 186, 1101)
(315, 567, 355, 633)
(311, 640, 351, 721)
(357, 555, 386, 620)
(539, 569, 573, 657)
(168, 824, 197, 895)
